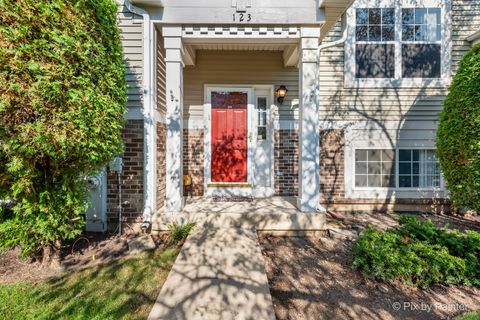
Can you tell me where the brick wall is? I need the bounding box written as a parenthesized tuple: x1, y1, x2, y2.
(274, 130, 299, 195)
(319, 129, 345, 203)
(183, 129, 204, 196)
(107, 120, 144, 225)
(157, 122, 166, 209)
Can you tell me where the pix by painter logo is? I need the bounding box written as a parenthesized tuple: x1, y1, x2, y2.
(392, 301, 469, 313)
(392, 301, 432, 312)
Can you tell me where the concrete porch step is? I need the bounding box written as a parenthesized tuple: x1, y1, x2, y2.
(152, 211, 326, 232)
(151, 196, 326, 232)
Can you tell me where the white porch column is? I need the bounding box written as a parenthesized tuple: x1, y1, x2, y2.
(163, 26, 185, 212)
(297, 27, 321, 213)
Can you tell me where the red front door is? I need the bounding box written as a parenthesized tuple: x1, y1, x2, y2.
(211, 91, 248, 182)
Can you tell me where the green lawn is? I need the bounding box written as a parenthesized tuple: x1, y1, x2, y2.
(457, 311, 480, 320)
(0, 248, 179, 320)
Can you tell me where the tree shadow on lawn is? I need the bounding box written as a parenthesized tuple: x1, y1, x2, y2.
(25, 248, 178, 320)
(259, 234, 480, 320)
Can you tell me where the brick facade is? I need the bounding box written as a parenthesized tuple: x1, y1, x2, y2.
(319, 129, 345, 203)
(107, 120, 144, 226)
(157, 122, 166, 209)
(273, 129, 346, 199)
(274, 130, 299, 196)
(183, 129, 204, 196)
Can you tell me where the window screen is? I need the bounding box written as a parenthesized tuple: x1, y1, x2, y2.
(356, 44, 395, 78)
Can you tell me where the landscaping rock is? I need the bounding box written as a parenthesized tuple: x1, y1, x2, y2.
(328, 228, 358, 240)
(377, 284, 389, 293)
(127, 235, 156, 254)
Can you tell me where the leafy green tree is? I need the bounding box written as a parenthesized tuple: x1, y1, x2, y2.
(437, 44, 480, 212)
(0, 0, 127, 258)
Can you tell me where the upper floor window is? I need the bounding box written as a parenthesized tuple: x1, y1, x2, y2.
(401, 8, 442, 78)
(355, 8, 395, 78)
(345, 0, 451, 88)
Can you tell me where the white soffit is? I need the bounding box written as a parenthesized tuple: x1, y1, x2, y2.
(319, 0, 355, 40)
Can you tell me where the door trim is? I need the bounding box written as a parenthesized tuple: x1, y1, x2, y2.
(204, 85, 254, 197)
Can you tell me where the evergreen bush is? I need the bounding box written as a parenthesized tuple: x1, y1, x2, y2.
(0, 0, 127, 257)
(437, 44, 480, 212)
(353, 217, 480, 288)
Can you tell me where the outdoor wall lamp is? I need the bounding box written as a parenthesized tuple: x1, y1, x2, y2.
(275, 85, 288, 104)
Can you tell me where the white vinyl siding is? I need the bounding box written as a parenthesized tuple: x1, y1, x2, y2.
(184, 50, 299, 125)
(117, 3, 143, 110)
(156, 28, 167, 114)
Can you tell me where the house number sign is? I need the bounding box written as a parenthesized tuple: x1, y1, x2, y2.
(232, 0, 252, 22)
(232, 13, 252, 22)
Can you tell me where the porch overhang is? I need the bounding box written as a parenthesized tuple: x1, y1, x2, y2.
(180, 26, 302, 67)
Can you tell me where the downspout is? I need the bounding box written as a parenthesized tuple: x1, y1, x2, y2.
(123, 0, 156, 229)
(315, 19, 348, 212)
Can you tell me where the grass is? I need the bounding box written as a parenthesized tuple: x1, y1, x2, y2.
(168, 221, 196, 244)
(0, 248, 179, 320)
(457, 311, 480, 320)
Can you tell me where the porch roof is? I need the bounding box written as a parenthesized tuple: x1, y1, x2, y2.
(130, 0, 353, 39)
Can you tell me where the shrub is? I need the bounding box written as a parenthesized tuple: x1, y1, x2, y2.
(353, 217, 480, 287)
(0, 0, 127, 258)
(437, 44, 480, 212)
(167, 222, 196, 244)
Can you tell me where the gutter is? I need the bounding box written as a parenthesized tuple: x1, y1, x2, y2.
(123, 0, 156, 228)
(467, 29, 480, 43)
(317, 19, 348, 53)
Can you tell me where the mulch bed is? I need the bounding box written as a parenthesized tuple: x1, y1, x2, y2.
(0, 231, 176, 285)
(259, 212, 480, 320)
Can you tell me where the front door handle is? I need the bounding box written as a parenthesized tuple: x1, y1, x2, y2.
(248, 132, 253, 143)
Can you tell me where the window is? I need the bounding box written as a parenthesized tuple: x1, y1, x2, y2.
(346, 0, 451, 87)
(355, 8, 395, 78)
(354, 148, 441, 189)
(401, 8, 441, 78)
(257, 97, 267, 140)
(398, 149, 441, 188)
(355, 149, 395, 187)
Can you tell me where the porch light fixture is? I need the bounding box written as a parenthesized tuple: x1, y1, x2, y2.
(275, 85, 288, 104)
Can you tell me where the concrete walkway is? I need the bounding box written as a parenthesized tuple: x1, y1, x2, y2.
(148, 197, 326, 320)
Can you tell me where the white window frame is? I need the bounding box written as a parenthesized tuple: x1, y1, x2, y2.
(345, 0, 452, 88)
(347, 146, 446, 199)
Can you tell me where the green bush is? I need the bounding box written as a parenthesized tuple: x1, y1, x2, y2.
(353, 217, 480, 287)
(437, 44, 480, 212)
(0, 0, 127, 257)
(167, 222, 196, 244)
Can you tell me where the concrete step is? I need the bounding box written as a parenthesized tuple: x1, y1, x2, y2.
(152, 211, 326, 232)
